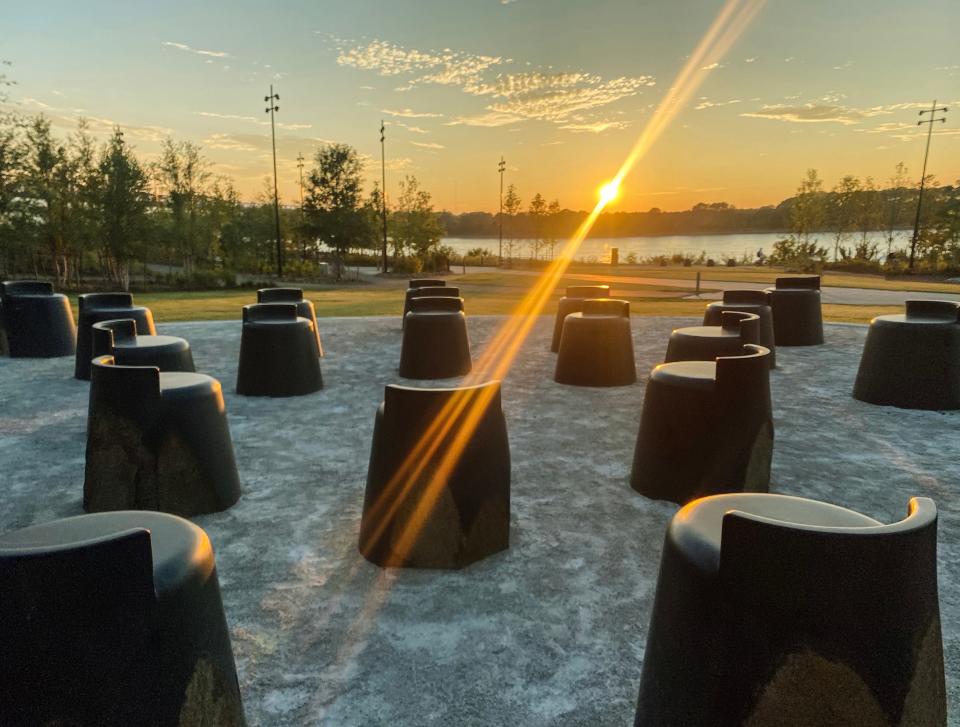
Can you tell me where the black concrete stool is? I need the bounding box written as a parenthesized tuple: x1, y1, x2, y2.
(403, 285, 461, 320)
(703, 289, 776, 368)
(409, 278, 446, 289)
(853, 300, 960, 410)
(85, 355, 241, 516)
(236, 303, 323, 396)
(554, 298, 636, 386)
(359, 381, 510, 568)
(634, 493, 944, 726)
(0, 510, 245, 725)
(764, 275, 824, 346)
(550, 284, 611, 352)
(92, 319, 195, 372)
(399, 298, 472, 379)
(0, 280, 76, 357)
(665, 311, 763, 365)
(631, 344, 772, 505)
(257, 286, 324, 356)
(75, 292, 156, 380)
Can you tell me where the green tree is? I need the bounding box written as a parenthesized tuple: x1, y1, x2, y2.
(885, 162, 911, 254)
(528, 192, 546, 261)
(393, 175, 442, 264)
(154, 139, 212, 273)
(303, 143, 366, 279)
(828, 175, 860, 261)
(790, 168, 826, 249)
(502, 183, 521, 265)
(544, 198, 561, 261)
(98, 128, 150, 288)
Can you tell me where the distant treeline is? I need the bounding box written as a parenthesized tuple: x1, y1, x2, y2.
(440, 192, 939, 240)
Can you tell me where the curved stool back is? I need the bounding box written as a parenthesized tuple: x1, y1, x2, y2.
(91, 318, 138, 358)
(409, 278, 446, 289)
(583, 298, 629, 317)
(631, 344, 772, 504)
(360, 381, 510, 568)
(0, 512, 245, 725)
(775, 274, 820, 290)
(408, 295, 464, 313)
(723, 289, 769, 305)
(550, 284, 611, 352)
(635, 494, 945, 725)
(0, 280, 76, 358)
(404, 286, 463, 321)
(86, 356, 241, 515)
(237, 303, 322, 395)
(720, 310, 759, 342)
(76, 292, 155, 379)
(257, 287, 323, 355)
(0, 528, 158, 724)
(91, 318, 195, 372)
(905, 299, 960, 320)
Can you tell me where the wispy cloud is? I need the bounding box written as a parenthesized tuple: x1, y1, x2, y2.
(411, 140, 444, 149)
(741, 99, 954, 126)
(744, 57, 757, 63)
(336, 37, 655, 133)
(700, 62, 723, 71)
(559, 120, 629, 133)
(197, 110, 312, 131)
(694, 98, 742, 111)
(162, 41, 229, 58)
(382, 107, 443, 118)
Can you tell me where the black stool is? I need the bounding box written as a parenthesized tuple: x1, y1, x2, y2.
(92, 319, 195, 372)
(84, 355, 241, 516)
(403, 285, 461, 321)
(236, 303, 323, 396)
(703, 289, 776, 368)
(554, 298, 636, 386)
(665, 311, 762, 364)
(76, 292, 156, 380)
(359, 381, 510, 568)
(550, 284, 611, 352)
(0, 510, 245, 725)
(631, 344, 773, 505)
(853, 299, 960, 410)
(764, 275, 824, 346)
(634, 493, 944, 726)
(399, 296, 471, 379)
(257, 287, 323, 356)
(0, 280, 76, 357)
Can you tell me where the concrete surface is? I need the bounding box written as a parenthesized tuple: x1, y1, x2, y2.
(0, 315, 957, 725)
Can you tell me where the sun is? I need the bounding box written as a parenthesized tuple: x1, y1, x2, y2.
(598, 180, 620, 206)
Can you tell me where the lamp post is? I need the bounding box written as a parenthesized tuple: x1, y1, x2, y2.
(264, 85, 282, 277)
(380, 120, 389, 273)
(498, 156, 506, 266)
(908, 100, 948, 270)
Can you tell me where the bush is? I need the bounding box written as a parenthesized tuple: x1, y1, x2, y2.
(391, 255, 423, 274)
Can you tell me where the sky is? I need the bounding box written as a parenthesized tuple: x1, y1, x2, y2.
(3, 0, 959, 213)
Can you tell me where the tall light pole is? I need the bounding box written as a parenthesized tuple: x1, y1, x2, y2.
(264, 85, 282, 277)
(380, 120, 389, 273)
(908, 100, 948, 270)
(498, 156, 506, 267)
(296, 152, 305, 261)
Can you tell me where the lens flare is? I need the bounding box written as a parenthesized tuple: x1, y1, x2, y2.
(599, 181, 620, 206)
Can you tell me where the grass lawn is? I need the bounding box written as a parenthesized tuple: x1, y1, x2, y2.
(76, 269, 900, 324)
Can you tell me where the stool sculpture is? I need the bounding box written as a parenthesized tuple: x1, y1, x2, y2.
(703, 289, 776, 368)
(403, 285, 461, 320)
(634, 493, 945, 726)
(765, 275, 824, 346)
(399, 295, 472, 379)
(76, 292, 156, 380)
(257, 287, 323, 356)
(551, 284, 611, 352)
(853, 300, 960, 410)
(665, 311, 761, 364)
(85, 355, 241, 516)
(0, 280, 76, 357)
(92, 319, 195, 372)
(236, 303, 323, 396)
(360, 382, 510, 568)
(0, 510, 245, 725)
(631, 344, 772, 505)
(555, 298, 636, 386)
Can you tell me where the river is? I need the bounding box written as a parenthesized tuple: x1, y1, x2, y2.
(442, 231, 913, 263)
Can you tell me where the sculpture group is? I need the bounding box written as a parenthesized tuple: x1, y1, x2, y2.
(0, 273, 951, 725)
